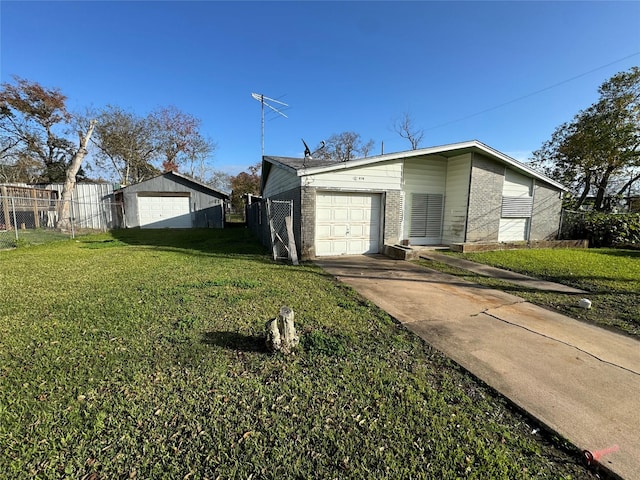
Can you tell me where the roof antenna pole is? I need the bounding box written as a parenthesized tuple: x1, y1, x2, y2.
(261, 95, 265, 156)
(251, 93, 288, 157)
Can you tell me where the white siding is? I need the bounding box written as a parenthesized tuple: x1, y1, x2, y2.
(442, 154, 471, 244)
(402, 156, 447, 243)
(263, 166, 300, 197)
(305, 161, 402, 190)
(503, 169, 532, 196)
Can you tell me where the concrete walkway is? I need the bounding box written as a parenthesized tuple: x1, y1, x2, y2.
(316, 255, 640, 480)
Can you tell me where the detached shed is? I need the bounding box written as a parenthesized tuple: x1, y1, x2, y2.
(261, 140, 567, 259)
(116, 172, 228, 229)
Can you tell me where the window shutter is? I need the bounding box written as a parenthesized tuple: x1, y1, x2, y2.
(410, 193, 443, 237)
(501, 196, 533, 218)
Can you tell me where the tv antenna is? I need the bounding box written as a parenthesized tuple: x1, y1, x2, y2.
(251, 93, 288, 156)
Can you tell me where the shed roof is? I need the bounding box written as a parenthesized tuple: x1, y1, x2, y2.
(117, 171, 229, 199)
(264, 140, 567, 191)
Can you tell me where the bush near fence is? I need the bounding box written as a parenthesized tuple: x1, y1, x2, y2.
(561, 210, 640, 247)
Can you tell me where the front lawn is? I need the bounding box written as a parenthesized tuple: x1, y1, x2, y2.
(0, 230, 593, 479)
(437, 248, 640, 337)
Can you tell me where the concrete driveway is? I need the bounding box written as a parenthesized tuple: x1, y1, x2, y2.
(316, 255, 640, 480)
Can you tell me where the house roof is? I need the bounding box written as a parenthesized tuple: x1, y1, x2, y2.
(264, 140, 567, 191)
(117, 171, 229, 199)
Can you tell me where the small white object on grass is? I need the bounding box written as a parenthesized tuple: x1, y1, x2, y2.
(578, 298, 592, 309)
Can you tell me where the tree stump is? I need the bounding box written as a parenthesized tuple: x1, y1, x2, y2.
(265, 306, 299, 354)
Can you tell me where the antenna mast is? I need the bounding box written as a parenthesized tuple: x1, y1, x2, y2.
(251, 93, 288, 156)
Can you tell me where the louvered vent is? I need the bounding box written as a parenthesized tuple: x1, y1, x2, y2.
(501, 196, 533, 218)
(410, 193, 443, 237)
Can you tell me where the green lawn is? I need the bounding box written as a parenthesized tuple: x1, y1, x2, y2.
(0, 230, 593, 479)
(0, 228, 73, 249)
(433, 248, 640, 337)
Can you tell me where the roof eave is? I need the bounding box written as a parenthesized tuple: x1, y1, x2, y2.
(290, 140, 567, 191)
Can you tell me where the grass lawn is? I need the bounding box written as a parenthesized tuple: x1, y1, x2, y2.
(0, 230, 594, 479)
(0, 229, 73, 249)
(429, 249, 640, 337)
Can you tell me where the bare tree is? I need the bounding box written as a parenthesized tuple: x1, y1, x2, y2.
(92, 106, 159, 185)
(207, 170, 231, 193)
(393, 111, 424, 150)
(316, 131, 376, 162)
(149, 106, 214, 174)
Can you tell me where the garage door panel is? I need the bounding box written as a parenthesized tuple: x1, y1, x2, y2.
(138, 195, 192, 229)
(315, 192, 381, 256)
(316, 209, 332, 221)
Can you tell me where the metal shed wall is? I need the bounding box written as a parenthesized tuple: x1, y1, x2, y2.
(119, 174, 225, 228)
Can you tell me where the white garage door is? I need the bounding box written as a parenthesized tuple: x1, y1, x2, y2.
(315, 192, 381, 256)
(138, 195, 192, 228)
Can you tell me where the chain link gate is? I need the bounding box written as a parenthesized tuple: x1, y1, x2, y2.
(266, 199, 298, 265)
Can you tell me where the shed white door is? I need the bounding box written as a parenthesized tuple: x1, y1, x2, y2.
(138, 195, 192, 228)
(315, 192, 381, 256)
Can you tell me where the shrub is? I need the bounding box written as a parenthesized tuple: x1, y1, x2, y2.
(562, 211, 640, 247)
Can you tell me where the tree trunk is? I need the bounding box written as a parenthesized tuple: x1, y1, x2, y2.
(265, 306, 299, 354)
(575, 173, 592, 209)
(594, 166, 615, 211)
(57, 120, 96, 232)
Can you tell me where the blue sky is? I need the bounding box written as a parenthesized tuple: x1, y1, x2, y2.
(1, 1, 639, 179)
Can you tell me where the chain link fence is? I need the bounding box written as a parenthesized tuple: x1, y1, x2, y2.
(246, 198, 297, 262)
(266, 199, 294, 261)
(0, 196, 123, 250)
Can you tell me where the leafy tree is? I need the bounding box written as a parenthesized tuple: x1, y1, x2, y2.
(393, 111, 424, 150)
(230, 162, 260, 211)
(531, 67, 640, 211)
(0, 76, 76, 182)
(0, 76, 97, 230)
(315, 131, 375, 162)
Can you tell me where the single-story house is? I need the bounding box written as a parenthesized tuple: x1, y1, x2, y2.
(261, 140, 567, 259)
(115, 171, 228, 229)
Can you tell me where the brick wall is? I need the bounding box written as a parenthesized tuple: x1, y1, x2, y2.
(530, 182, 562, 240)
(300, 186, 316, 259)
(383, 190, 402, 245)
(466, 153, 504, 242)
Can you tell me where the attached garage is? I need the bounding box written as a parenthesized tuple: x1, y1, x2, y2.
(137, 193, 192, 229)
(117, 172, 228, 229)
(315, 192, 382, 256)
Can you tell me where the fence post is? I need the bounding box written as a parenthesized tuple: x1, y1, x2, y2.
(30, 189, 40, 229)
(11, 197, 18, 242)
(1, 186, 11, 230)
